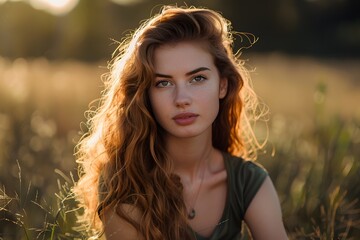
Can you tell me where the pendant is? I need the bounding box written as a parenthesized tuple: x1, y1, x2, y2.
(188, 208, 196, 219)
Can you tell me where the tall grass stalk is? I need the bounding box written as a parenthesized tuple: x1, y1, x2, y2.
(0, 163, 88, 239)
(1, 58, 359, 239)
(258, 82, 360, 239)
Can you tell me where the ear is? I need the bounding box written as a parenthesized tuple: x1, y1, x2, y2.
(219, 78, 228, 99)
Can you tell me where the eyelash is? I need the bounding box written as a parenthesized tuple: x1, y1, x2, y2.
(155, 80, 172, 88)
(154, 75, 207, 88)
(191, 75, 207, 83)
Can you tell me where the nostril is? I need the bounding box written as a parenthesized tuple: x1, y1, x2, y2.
(175, 100, 190, 108)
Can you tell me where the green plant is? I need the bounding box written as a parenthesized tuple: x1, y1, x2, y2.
(258, 82, 360, 239)
(0, 162, 88, 240)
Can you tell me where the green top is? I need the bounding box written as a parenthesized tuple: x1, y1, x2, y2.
(191, 152, 268, 240)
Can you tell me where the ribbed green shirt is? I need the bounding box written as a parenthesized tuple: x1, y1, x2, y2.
(191, 152, 268, 240)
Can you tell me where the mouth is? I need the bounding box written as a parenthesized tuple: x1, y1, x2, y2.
(172, 113, 199, 126)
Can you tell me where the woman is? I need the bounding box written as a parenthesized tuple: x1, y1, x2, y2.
(74, 5, 288, 240)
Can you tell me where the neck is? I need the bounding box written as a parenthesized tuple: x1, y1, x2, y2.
(165, 132, 214, 183)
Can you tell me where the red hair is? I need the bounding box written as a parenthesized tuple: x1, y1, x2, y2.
(74, 5, 265, 239)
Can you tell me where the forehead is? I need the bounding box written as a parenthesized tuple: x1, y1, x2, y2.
(153, 41, 214, 73)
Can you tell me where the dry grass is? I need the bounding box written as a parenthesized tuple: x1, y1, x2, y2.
(0, 54, 359, 239)
(250, 53, 360, 126)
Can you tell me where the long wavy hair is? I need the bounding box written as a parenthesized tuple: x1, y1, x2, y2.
(74, 5, 265, 239)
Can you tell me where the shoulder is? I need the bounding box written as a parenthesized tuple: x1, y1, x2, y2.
(223, 152, 268, 217)
(224, 152, 268, 186)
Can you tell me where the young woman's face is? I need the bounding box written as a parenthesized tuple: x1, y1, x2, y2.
(148, 41, 227, 139)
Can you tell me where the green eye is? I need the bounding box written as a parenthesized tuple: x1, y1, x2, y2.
(191, 75, 206, 83)
(155, 80, 172, 88)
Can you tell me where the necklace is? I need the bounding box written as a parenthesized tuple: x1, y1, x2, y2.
(187, 167, 206, 220)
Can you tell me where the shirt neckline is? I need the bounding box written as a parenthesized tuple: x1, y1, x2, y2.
(192, 151, 231, 239)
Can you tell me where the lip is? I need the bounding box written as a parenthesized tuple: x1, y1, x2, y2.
(172, 112, 199, 126)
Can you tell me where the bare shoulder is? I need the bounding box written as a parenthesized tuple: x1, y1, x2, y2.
(244, 177, 288, 240)
(102, 204, 144, 240)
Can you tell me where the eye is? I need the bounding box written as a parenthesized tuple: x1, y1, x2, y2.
(155, 80, 172, 88)
(190, 75, 207, 83)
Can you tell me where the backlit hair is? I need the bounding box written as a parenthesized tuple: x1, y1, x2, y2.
(74, 5, 266, 239)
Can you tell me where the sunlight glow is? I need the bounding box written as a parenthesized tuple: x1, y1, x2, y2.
(29, 0, 79, 15)
(0, 0, 139, 11)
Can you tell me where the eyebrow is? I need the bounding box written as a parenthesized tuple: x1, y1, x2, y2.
(155, 67, 211, 78)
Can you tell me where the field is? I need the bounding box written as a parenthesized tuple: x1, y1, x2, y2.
(0, 54, 359, 239)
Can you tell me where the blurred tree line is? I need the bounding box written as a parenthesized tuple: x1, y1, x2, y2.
(0, 0, 359, 61)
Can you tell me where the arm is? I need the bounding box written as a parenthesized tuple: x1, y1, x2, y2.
(244, 176, 288, 240)
(102, 204, 144, 240)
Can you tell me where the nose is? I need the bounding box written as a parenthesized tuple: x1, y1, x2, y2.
(174, 85, 191, 108)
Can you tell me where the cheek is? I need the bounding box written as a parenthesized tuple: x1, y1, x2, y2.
(148, 89, 156, 106)
(200, 85, 221, 103)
